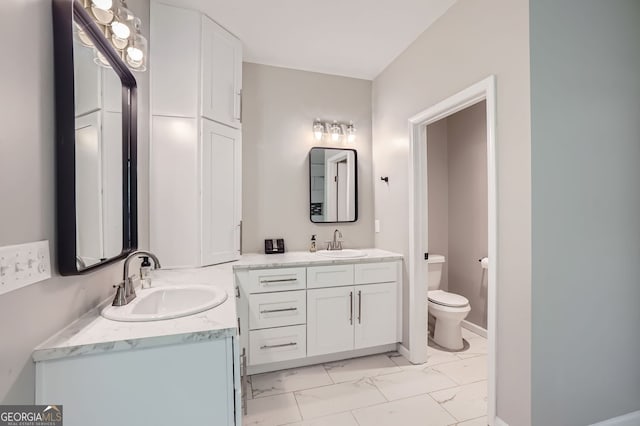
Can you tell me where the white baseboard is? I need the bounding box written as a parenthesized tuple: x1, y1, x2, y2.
(494, 416, 508, 426)
(590, 410, 640, 426)
(462, 320, 488, 338)
(396, 343, 411, 360)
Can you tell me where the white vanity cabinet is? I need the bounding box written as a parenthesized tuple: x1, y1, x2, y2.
(35, 337, 241, 426)
(150, 2, 242, 268)
(234, 254, 403, 380)
(307, 274, 398, 357)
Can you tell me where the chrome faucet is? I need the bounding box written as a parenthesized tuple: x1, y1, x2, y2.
(327, 229, 343, 251)
(112, 250, 162, 306)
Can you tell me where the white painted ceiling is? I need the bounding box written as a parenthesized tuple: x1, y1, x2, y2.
(169, 0, 456, 80)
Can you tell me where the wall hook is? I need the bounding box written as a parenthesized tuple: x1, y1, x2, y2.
(380, 176, 389, 183)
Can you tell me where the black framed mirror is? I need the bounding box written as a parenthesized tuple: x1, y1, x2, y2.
(53, 0, 138, 275)
(309, 147, 358, 223)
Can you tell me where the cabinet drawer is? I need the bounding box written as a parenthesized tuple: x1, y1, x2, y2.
(307, 264, 354, 289)
(247, 267, 306, 293)
(354, 262, 397, 284)
(249, 325, 306, 365)
(249, 291, 306, 330)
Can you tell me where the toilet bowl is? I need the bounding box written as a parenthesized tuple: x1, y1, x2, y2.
(427, 255, 471, 351)
(428, 290, 470, 350)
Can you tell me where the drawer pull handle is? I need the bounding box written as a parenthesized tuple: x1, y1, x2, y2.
(260, 307, 298, 314)
(358, 290, 362, 324)
(260, 278, 297, 284)
(260, 342, 297, 350)
(349, 291, 353, 325)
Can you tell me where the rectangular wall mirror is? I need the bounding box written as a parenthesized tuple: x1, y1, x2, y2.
(53, 0, 138, 275)
(309, 148, 358, 223)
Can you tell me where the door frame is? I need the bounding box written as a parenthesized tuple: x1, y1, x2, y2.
(407, 75, 497, 424)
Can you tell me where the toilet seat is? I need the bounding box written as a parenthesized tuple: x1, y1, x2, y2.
(428, 290, 469, 308)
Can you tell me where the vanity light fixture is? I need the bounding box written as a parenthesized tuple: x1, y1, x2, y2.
(346, 122, 356, 143)
(313, 120, 325, 141)
(78, 0, 148, 72)
(312, 119, 357, 143)
(330, 121, 341, 142)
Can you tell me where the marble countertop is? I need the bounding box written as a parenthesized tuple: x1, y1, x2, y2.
(32, 263, 237, 363)
(233, 248, 403, 270)
(33, 249, 404, 363)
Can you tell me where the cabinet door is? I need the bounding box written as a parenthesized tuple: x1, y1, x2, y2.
(201, 119, 241, 265)
(150, 116, 200, 268)
(151, 3, 200, 118)
(307, 287, 354, 356)
(201, 16, 242, 128)
(354, 283, 398, 349)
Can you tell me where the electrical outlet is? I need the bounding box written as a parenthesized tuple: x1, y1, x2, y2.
(0, 240, 51, 296)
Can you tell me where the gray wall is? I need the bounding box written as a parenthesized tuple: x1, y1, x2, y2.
(242, 63, 374, 253)
(0, 0, 150, 403)
(531, 1, 640, 424)
(447, 102, 488, 329)
(372, 0, 531, 423)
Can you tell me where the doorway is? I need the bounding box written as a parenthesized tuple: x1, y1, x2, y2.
(407, 76, 497, 424)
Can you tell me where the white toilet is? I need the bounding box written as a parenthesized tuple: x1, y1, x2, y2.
(427, 254, 471, 351)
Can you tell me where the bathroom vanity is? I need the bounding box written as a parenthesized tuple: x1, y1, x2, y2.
(32, 266, 241, 426)
(233, 249, 403, 402)
(32, 250, 402, 425)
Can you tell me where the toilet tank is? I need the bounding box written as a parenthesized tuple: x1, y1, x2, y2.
(427, 254, 446, 291)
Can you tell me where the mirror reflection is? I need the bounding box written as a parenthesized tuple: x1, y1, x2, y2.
(73, 36, 123, 269)
(309, 148, 358, 223)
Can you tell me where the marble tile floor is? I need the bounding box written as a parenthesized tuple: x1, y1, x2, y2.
(244, 328, 488, 426)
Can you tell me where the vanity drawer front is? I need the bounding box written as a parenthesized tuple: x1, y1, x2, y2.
(307, 264, 354, 289)
(248, 267, 306, 293)
(249, 325, 306, 365)
(355, 262, 397, 284)
(249, 291, 306, 330)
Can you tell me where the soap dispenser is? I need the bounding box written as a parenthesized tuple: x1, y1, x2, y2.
(309, 235, 317, 253)
(140, 256, 152, 289)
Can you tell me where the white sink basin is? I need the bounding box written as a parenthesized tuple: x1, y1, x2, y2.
(101, 284, 228, 322)
(316, 249, 367, 259)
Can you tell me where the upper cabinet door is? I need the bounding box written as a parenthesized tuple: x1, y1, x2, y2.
(151, 3, 200, 118)
(201, 16, 243, 128)
(201, 119, 242, 265)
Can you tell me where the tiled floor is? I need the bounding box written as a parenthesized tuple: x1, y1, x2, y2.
(244, 328, 488, 426)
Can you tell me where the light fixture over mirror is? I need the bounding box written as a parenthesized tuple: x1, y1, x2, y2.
(312, 119, 357, 143)
(77, 0, 148, 72)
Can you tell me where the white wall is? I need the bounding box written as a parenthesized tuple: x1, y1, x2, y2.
(426, 120, 449, 290)
(372, 0, 531, 424)
(0, 0, 150, 403)
(242, 63, 374, 253)
(531, 1, 640, 424)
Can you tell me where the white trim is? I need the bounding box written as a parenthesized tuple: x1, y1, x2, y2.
(495, 417, 509, 426)
(408, 76, 498, 424)
(396, 343, 411, 361)
(462, 320, 487, 339)
(590, 411, 640, 426)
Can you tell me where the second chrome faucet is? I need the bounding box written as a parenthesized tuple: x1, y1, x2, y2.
(326, 229, 343, 251)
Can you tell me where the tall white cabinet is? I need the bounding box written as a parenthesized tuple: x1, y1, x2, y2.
(151, 2, 243, 268)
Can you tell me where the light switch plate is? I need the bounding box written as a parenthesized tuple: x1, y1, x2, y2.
(375, 220, 380, 233)
(0, 240, 51, 296)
